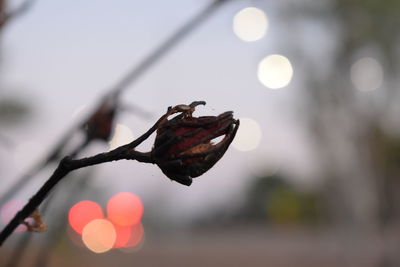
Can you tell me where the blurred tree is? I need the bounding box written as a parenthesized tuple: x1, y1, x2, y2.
(285, 0, 400, 230)
(0, 0, 35, 136)
(239, 174, 323, 225)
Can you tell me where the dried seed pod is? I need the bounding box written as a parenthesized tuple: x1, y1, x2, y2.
(83, 98, 117, 141)
(152, 102, 239, 186)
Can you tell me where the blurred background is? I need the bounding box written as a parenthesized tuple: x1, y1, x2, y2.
(0, 0, 400, 266)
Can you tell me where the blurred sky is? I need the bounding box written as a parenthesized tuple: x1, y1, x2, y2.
(0, 0, 325, 221)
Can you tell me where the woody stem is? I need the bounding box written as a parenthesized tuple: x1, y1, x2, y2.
(0, 110, 171, 246)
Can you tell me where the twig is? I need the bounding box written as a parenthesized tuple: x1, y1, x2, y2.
(0, 100, 239, 246)
(2, 147, 90, 267)
(4, 192, 53, 267)
(0, 107, 173, 245)
(33, 172, 95, 267)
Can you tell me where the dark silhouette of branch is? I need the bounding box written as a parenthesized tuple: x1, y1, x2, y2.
(0, 105, 175, 245)
(2, 141, 90, 267)
(5, 173, 89, 267)
(32, 173, 95, 267)
(4, 191, 53, 267)
(0, 122, 157, 245)
(0, 101, 239, 246)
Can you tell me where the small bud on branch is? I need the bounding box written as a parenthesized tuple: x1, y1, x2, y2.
(152, 101, 239, 185)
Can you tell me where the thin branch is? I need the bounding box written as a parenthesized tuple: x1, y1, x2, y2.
(0, 115, 161, 245)
(4, 190, 53, 267)
(0, 100, 239, 246)
(0, 151, 132, 247)
(2, 139, 91, 267)
(32, 173, 95, 267)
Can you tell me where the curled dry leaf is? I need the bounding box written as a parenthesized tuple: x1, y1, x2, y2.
(23, 209, 47, 233)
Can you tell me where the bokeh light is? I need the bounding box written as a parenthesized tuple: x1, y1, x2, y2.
(119, 223, 145, 253)
(67, 194, 145, 252)
(109, 124, 135, 150)
(350, 57, 383, 91)
(232, 118, 262, 152)
(233, 7, 268, 42)
(0, 200, 27, 232)
(68, 200, 104, 234)
(82, 219, 116, 253)
(113, 224, 132, 248)
(258, 54, 293, 89)
(107, 192, 143, 227)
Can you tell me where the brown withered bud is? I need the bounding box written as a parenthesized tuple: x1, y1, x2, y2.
(152, 101, 239, 186)
(82, 97, 117, 141)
